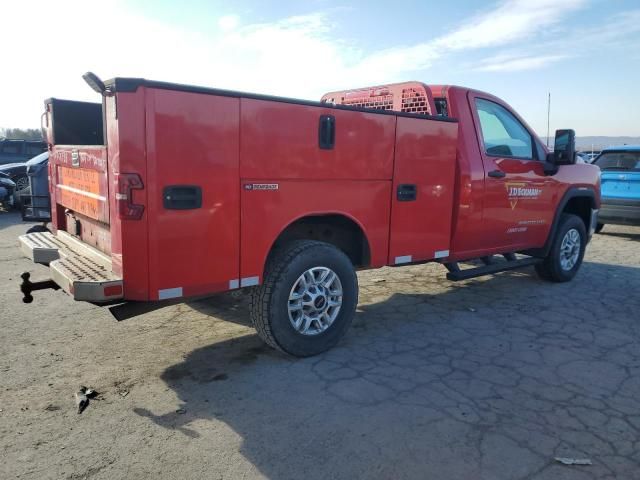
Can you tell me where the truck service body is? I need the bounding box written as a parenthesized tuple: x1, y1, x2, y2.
(19, 76, 600, 356)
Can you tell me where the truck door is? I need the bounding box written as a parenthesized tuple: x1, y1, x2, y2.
(388, 116, 457, 264)
(145, 89, 240, 300)
(470, 93, 556, 250)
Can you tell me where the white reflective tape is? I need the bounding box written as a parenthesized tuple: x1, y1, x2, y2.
(434, 250, 450, 259)
(158, 287, 182, 300)
(58, 184, 106, 201)
(394, 255, 412, 265)
(229, 279, 239, 289)
(240, 276, 259, 287)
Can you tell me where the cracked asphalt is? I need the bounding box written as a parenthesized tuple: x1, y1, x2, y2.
(1, 210, 639, 479)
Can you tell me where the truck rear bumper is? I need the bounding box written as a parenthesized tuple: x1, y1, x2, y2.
(19, 231, 123, 303)
(598, 199, 640, 226)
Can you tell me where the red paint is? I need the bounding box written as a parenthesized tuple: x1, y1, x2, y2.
(43, 79, 600, 304)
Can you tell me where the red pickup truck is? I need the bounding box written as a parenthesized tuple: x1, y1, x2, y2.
(19, 74, 600, 357)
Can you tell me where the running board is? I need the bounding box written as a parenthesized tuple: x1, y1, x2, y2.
(445, 257, 542, 281)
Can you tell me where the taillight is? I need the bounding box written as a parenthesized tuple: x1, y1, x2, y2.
(115, 173, 144, 220)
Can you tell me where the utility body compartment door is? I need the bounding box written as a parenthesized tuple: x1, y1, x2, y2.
(388, 117, 458, 264)
(145, 89, 240, 300)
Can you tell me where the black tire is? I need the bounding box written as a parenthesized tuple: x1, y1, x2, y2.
(251, 240, 358, 357)
(535, 213, 587, 282)
(595, 223, 604, 233)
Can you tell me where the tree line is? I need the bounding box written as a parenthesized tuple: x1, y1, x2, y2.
(0, 128, 44, 141)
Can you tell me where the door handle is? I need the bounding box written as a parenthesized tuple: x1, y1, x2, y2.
(488, 170, 506, 178)
(163, 185, 202, 209)
(397, 184, 417, 201)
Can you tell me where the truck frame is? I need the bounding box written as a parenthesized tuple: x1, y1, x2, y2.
(19, 74, 600, 356)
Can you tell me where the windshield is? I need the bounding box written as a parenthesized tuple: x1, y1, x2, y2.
(594, 151, 640, 171)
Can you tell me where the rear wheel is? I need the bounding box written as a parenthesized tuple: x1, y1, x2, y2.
(535, 214, 586, 282)
(13, 175, 29, 192)
(251, 240, 358, 357)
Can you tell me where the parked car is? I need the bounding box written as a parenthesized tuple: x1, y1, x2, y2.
(0, 172, 17, 209)
(576, 152, 591, 164)
(0, 162, 29, 191)
(0, 139, 47, 165)
(21, 152, 51, 222)
(593, 145, 640, 231)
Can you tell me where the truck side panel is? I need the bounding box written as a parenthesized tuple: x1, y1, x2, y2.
(145, 89, 240, 300)
(388, 117, 458, 264)
(240, 180, 392, 283)
(239, 98, 396, 284)
(108, 91, 150, 299)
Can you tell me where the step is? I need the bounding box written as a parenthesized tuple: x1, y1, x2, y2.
(20, 231, 123, 303)
(446, 257, 542, 281)
(19, 231, 64, 264)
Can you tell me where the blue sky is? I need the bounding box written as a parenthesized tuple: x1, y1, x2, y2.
(2, 0, 639, 136)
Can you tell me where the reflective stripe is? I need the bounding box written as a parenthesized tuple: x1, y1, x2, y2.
(158, 287, 182, 300)
(229, 279, 239, 289)
(394, 255, 412, 264)
(434, 250, 450, 259)
(240, 276, 259, 287)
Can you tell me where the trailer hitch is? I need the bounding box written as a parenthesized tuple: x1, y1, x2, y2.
(20, 272, 60, 303)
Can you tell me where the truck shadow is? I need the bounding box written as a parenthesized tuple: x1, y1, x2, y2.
(134, 260, 640, 478)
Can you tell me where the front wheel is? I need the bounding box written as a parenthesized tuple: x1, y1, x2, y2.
(251, 240, 358, 357)
(535, 213, 587, 282)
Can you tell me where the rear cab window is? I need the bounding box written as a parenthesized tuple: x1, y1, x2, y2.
(594, 151, 640, 171)
(475, 98, 533, 159)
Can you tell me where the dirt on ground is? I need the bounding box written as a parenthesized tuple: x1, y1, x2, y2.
(1, 210, 639, 479)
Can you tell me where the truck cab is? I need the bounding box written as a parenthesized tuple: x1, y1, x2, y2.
(19, 75, 600, 356)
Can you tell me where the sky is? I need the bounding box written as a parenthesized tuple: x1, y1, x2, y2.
(1, 0, 639, 136)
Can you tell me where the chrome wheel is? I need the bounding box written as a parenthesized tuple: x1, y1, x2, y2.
(15, 176, 28, 191)
(559, 228, 581, 271)
(288, 266, 343, 336)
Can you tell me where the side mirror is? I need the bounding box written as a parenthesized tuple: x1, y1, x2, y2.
(553, 129, 576, 165)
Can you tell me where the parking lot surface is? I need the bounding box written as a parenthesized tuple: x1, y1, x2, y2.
(1, 210, 639, 479)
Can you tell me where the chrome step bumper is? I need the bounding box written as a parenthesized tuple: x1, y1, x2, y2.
(19, 231, 123, 303)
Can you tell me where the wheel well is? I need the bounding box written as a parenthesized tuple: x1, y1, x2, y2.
(563, 196, 592, 231)
(267, 215, 371, 269)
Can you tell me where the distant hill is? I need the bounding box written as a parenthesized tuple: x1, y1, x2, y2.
(575, 136, 640, 152)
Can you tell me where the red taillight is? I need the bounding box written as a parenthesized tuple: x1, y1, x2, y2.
(115, 173, 144, 220)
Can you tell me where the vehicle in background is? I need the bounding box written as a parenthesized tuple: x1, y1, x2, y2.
(0, 139, 47, 165)
(0, 162, 29, 192)
(593, 145, 640, 232)
(0, 172, 17, 209)
(576, 152, 591, 164)
(21, 152, 51, 223)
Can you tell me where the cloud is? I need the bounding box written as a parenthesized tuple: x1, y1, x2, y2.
(0, 0, 602, 127)
(472, 8, 640, 73)
(475, 54, 568, 72)
(434, 0, 586, 51)
(217, 14, 240, 31)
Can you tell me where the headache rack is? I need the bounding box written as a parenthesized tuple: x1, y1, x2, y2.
(321, 81, 437, 116)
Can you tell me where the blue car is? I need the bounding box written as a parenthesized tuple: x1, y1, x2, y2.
(594, 145, 640, 232)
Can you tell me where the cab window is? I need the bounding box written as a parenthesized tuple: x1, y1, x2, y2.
(476, 98, 533, 159)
